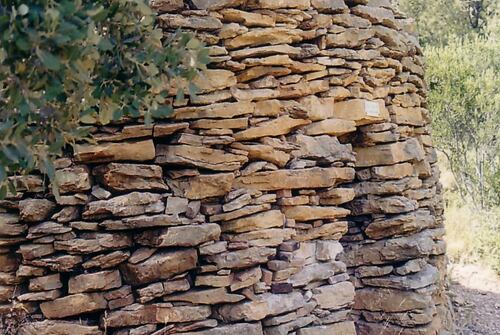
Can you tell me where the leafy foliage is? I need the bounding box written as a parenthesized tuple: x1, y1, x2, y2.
(426, 37, 499, 208)
(0, 0, 209, 197)
(395, 0, 498, 45)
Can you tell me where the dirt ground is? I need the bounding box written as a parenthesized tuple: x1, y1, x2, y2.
(449, 263, 500, 335)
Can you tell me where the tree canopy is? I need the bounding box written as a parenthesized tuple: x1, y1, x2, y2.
(0, 0, 208, 197)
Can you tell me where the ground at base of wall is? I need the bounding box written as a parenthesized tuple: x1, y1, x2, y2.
(449, 263, 500, 335)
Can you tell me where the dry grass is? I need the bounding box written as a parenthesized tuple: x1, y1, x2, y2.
(439, 153, 500, 274)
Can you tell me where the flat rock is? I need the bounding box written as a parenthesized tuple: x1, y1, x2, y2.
(176, 323, 263, 335)
(100, 214, 183, 230)
(55, 166, 92, 194)
(18, 320, 102, 335)
(225, 28, 303, 49)
(165, 287, 244, 304)
(120, 249, 197, 285)
(333, 99, 389, 125)
(234, 167, 354, 191)
(221, 210, 284, 233)
(135, 224, 221, 247)
(68, 270, 122, 294)
(303, 119, 357, 136)
(361, 264, 439, 290)
(234, 116, 311, 141)
(40, 293, 107, 318)
(93, 163, 168, 192)
(282, 206, 350, 221)
(74, 140, 155, 163)
(19, 199, 55, 222)
(365, 209, 436, 239)
(297, 321, 356, 335)
(355, 138, 425, 167)
(104, 304, 211, 327)
(156, 145, 248, 171)
(191, 0, 246, 10)
(217, 292, 305, 322)
(83, 192, 164, 219)
(168, 173, 234, 200)
(354, 287, 432, 312)
(290, 261, 345, 287)
(312, 281, 355, 309)
(207, 247, 275, 269)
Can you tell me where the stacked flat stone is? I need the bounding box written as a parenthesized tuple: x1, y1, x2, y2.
(0, 1, 452, 335)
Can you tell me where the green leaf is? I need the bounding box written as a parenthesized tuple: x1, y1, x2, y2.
(0, 185, 7, 200)
(36, 49, 62, 71)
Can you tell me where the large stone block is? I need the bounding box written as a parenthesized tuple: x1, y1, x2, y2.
(120, 249, 197, 285)
(74, 140, 155, 163)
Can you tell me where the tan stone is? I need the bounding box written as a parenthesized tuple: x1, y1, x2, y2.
(303, 119, 357, 136)
(225, 28, 303, 49)
(355, 138, 425, 167)
(175, 323, 263, 335)
(290, 262, 345, 287)
(74, 140, 155, 163)
(121, 249, 197, 285)
(355, 287, 432, 312)
(221, 210, 284, 233)
(18, 320, 102, 335)
(332, 99, 389, 126)
(217, 292, 305, 322)
(93, 163, 168, 192)
(0, 213, 26, 236)
(135, 224, 221, 247)
(40, 293, 107, 319)
(247, 0, 310, 9)
(343, 229, 446, 267)
(365, 209, 436, 239)
(311, 0, 348, 13)
(165, 287, 244, 304)
(158, 14, 223, 30)
(326, 28, 375, 48)
(153, 122, 189, 137)
(172, 101, 254, 120)
(55, 166, 91, 194)
(193, 70, 237, 93)
(191, 117, 248, 129)
(389, 106, 425, 126)
(297, 321, 356, 335)
(312, 281, 355, 309)
(282, 206, 350, 221)
(294, 222, 348, 242)
(230, 44, 302, 59)
(318, 188, 356, 205)
(68, 270, 121, 294)
(234, 167, 355, 191)
(371, 162, 414, 180)
(104, 304, 211, 327)
(167, 173, 235, 200)
(231, 143, 290, 167)
(234, 116, 310, 141)
(94, 125, 152, 142)
(191, 0, 246, 10)
(28, 274, 62, 292)
(221, 8, 275, 27)
(207, 247, 275, 269)
(83, 192, 164, 219)
(156, 145, 247, 171)
(100, 214, 183, 230)
(19, 199, 55, 222)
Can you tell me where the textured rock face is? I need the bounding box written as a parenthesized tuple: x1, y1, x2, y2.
(2, 1, 450, 335)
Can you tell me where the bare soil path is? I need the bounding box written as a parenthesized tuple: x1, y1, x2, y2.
(449, 264, 500, 335)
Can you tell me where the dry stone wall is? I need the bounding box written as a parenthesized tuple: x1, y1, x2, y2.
(0, 1, 452, 335)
